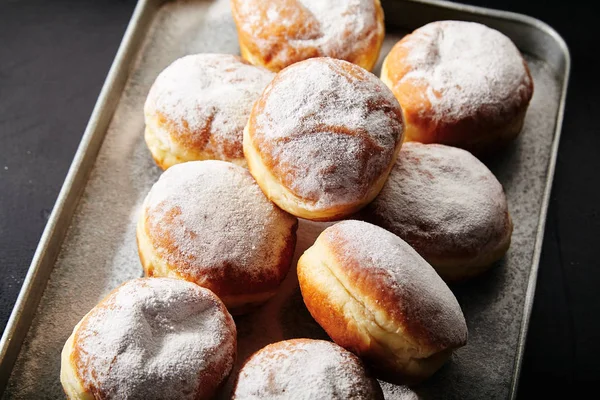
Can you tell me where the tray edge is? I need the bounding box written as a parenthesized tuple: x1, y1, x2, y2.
(0, 0, 155, 394)
(406, 3, 571, 398)
(505, 18, 571, 400)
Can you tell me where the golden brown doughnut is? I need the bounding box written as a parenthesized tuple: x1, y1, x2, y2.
(381, 21, 534, 154)
(60, 278, 236, 399)
(232, 339, 384, 399)
(361, 142, 512, 281)
(136, 160, 298, 314)
(297, 220, 468, 384)
(144, 54, 274, 169)
(244, 57, 405, 221)
(230, 0, 385, 72)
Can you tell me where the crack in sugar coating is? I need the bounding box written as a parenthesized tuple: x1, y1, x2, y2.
(231, 0, 383, 71)
(232, 339, 383, 399)
(144, 54, 274, 161)
(248, 58, 404, 209)
(142, 160, 297, 296)
(385, 21, 533, 124)
(363, 142, 511, 260)
(72, 278, 236, 399)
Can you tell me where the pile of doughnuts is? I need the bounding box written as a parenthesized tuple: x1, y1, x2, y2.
(61, 0, 535, 397)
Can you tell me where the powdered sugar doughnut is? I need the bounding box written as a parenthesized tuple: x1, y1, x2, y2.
(232, 339, 383, 399)
(381, 21, 534, 153)
(244, 57, 405, 221)
(230, 0, 385, 72)
(60, 278, 236, 399)
(136, 161, 298, 314)
(362, 142, 512, 281)
(297, 220, 468, 384)
(144, 54, 274, 169)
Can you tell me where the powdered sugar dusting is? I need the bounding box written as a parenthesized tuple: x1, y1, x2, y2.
(145, 54, 274, 159)
(325, 220, 467, 349)
(1, 1, 564, 398)
(364, 142, 509, 258)
(143, 160, 295, 281)
(251, 58, 404, 208)
(395, 21, 532, 121)
(232, 0, 380, 70)
(233, 339, 381, 399)
(73, 278, 236, 399)
(380, 383, 420, 399)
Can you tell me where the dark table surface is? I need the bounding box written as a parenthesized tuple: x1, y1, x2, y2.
(0, 0, 597, 397)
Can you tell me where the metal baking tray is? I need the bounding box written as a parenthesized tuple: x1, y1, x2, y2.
(0, 0, 570, 398)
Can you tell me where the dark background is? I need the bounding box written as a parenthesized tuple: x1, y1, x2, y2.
(0, 0, 597, 397)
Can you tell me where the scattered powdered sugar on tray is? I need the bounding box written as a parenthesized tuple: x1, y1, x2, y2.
(397, 21, 533, 121)
(71, 278, 235, 399)
(145, 54, 273, 159)
(232, 339, 381, 399)
(3, 0, 563, 399)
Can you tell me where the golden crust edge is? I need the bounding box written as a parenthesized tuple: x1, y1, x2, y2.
(144, 117, 247, 170)
(243, 123, 402, 221)
(60, 320, 94, 400)
(135, 208, 283, 314)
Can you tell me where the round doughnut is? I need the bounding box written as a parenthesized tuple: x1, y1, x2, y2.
(144, 53, 274, 169)
(232, 339, 384, 399)
(244, 57, 405, 221)
(60, 278, 236, 399)
(136, 160, 298, 314)
(297, 220, 468, 384)
(230, 0, 385, 72)
(381, 21, 534, 154)
(361, 142, 512, 281)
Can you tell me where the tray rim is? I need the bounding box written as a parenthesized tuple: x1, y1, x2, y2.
(0, 0, 571, 397)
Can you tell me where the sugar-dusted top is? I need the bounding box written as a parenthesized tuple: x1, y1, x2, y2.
(232, 339, 383, 399)
(231, 0, 383, 71)
(365, 142, 511, 259)
(248, 57, 404, 210)
(385, 21, 533, 122)
(144, 54, 274, 160)
(142, 160, 297, 295)
(323, 220, 467, 351)
(73, 278, 236, 399)
(379, 383, 421, 399)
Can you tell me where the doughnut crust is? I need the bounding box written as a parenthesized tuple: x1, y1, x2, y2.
(60, 278, 236, 399)
(144, 54, 274, 169)
(244, 57, 405, 221)
(136, 161, 298, 314)
(297, 221, 468, 384)
(232, 339, 383, 400)
(361, 142, 512, 281)
(381, 21, 534, 154)
(230, 0, 385, 72)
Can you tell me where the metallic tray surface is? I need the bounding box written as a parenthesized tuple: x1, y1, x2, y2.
(0, 0, 570, 398)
